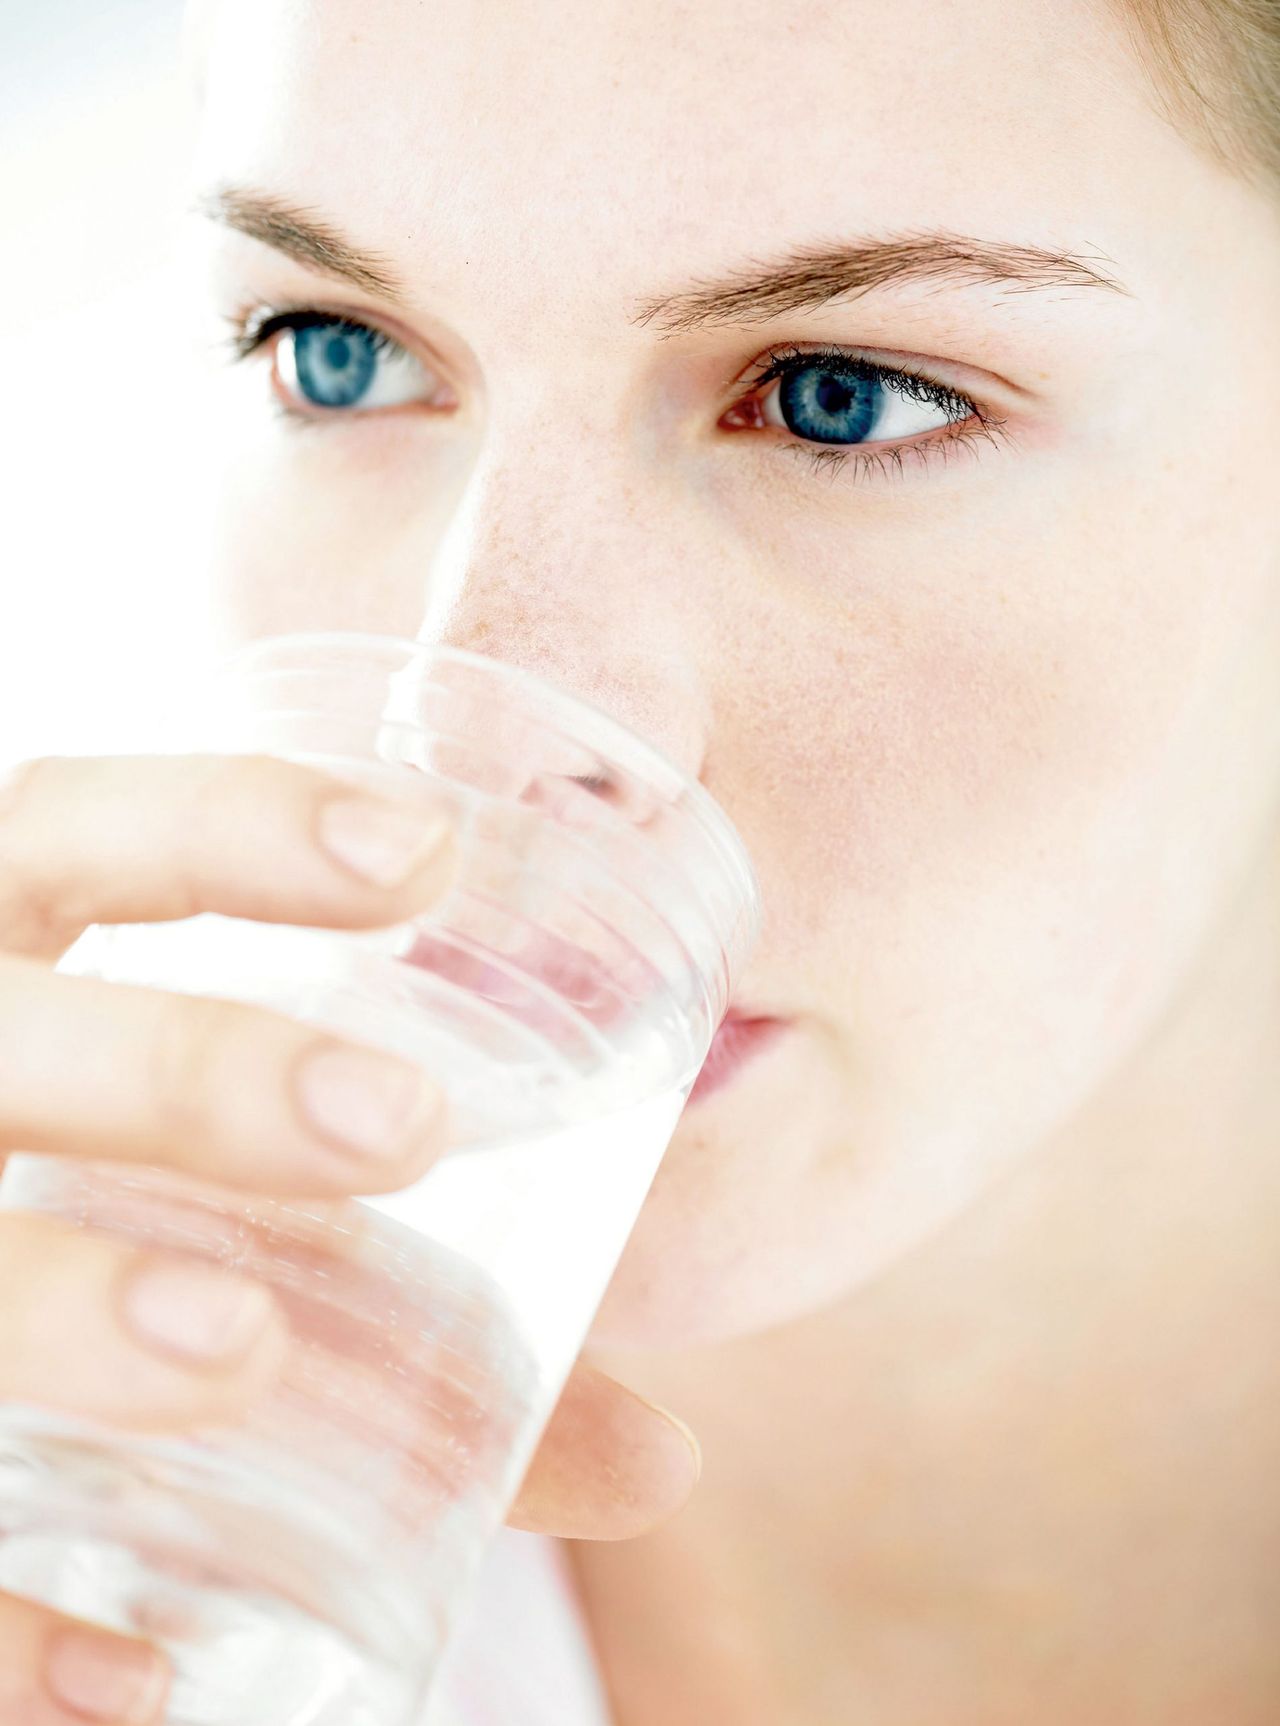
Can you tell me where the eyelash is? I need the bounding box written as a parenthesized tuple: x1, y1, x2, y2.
(730, 341, 1004, 483)
(221, 307, 399, 429)
(219, 306, 1007, 482)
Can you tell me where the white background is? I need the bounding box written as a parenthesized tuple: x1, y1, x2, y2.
(0, 0, 224, 770)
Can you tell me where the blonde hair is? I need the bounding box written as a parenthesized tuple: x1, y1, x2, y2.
(1117, 0, 1280, 184)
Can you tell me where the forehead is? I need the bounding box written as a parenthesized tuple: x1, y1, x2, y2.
(195, 0, 1158, 319)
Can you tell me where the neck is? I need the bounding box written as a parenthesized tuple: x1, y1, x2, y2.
(573, 831, 1280, 1725)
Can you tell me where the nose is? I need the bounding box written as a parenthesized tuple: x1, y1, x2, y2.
(407, 445, 714, 823)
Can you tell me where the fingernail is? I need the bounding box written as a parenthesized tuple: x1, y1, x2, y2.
(122, 1259, 277, 1364)
(45, 1624, 169, 1723)
(635, 1393, 702, 1482)
(296, 1041, 444, 1162)
(318, 796, 452, 888)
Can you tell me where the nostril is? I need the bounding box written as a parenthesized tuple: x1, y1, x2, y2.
(567, 769, 657, 823)
(567, 768, 670, 830)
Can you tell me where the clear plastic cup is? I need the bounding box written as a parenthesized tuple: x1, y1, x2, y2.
(0, 632, 760, 1726)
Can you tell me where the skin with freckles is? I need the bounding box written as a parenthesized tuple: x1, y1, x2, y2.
(182, 0, 1280, 1718)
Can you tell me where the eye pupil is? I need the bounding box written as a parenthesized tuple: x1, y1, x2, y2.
(324, 334, 351, 369)
(815, 374, 853, 416)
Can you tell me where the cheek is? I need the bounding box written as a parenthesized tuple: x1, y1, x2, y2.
(709, 568, 1254, 1189)
(593, 590, 1231, 1349)
(715, 597, 1125, 944)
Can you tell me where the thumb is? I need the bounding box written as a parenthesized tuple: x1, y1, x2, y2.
(506, 1360, 702, 1540)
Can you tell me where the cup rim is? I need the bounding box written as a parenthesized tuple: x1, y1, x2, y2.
(212, 629, 762, 937)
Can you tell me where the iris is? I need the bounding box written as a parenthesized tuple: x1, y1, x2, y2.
(293, 322, 381, 408)
(776, 363, 883, 444)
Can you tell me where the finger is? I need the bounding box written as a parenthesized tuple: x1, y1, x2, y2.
(0, 1213, 288, 1432)
(506, 1361, 702, 1540)
(0, 957, 449, 1195)
(0, 752, 459, 962)
(0, 1592, 169, 1724)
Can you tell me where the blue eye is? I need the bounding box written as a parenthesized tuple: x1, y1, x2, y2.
(718, 344, 1002, 484)
(761, 352, 968, 447)
(291, 322, 381, 408)
(229, 310, 443, 416)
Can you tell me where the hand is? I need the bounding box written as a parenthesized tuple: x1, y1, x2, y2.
(0, 752, 700, 1722)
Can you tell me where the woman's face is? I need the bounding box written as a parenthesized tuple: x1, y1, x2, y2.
(189, 0, 1280, 1349)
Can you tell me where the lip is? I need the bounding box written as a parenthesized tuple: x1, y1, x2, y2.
(687, 1013, 787, 1104)
(396, 923, 783, 1090)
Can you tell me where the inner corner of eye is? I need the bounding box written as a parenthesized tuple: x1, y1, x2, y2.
(719, 395, 766, 431)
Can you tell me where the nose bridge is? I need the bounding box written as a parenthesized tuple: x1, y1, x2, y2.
(412, 436, 713, 793)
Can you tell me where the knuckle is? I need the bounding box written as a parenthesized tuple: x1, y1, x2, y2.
(145, 993, 238, 1150)
(177, 751, 315, 871)
(0, 754, 53, 826)
(181, 750, 249, 816)
(0, 758, 77, 953)
(158, 753, 254, 857)
(231, 749, 351, 813)
(0, 872, 68, 956)
(187, 750, 289, 814)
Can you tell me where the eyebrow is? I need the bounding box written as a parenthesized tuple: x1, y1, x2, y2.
(195, 184, 1129, 330)
(634, 234, 1129, 334)
(194, 186, 412, 303)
